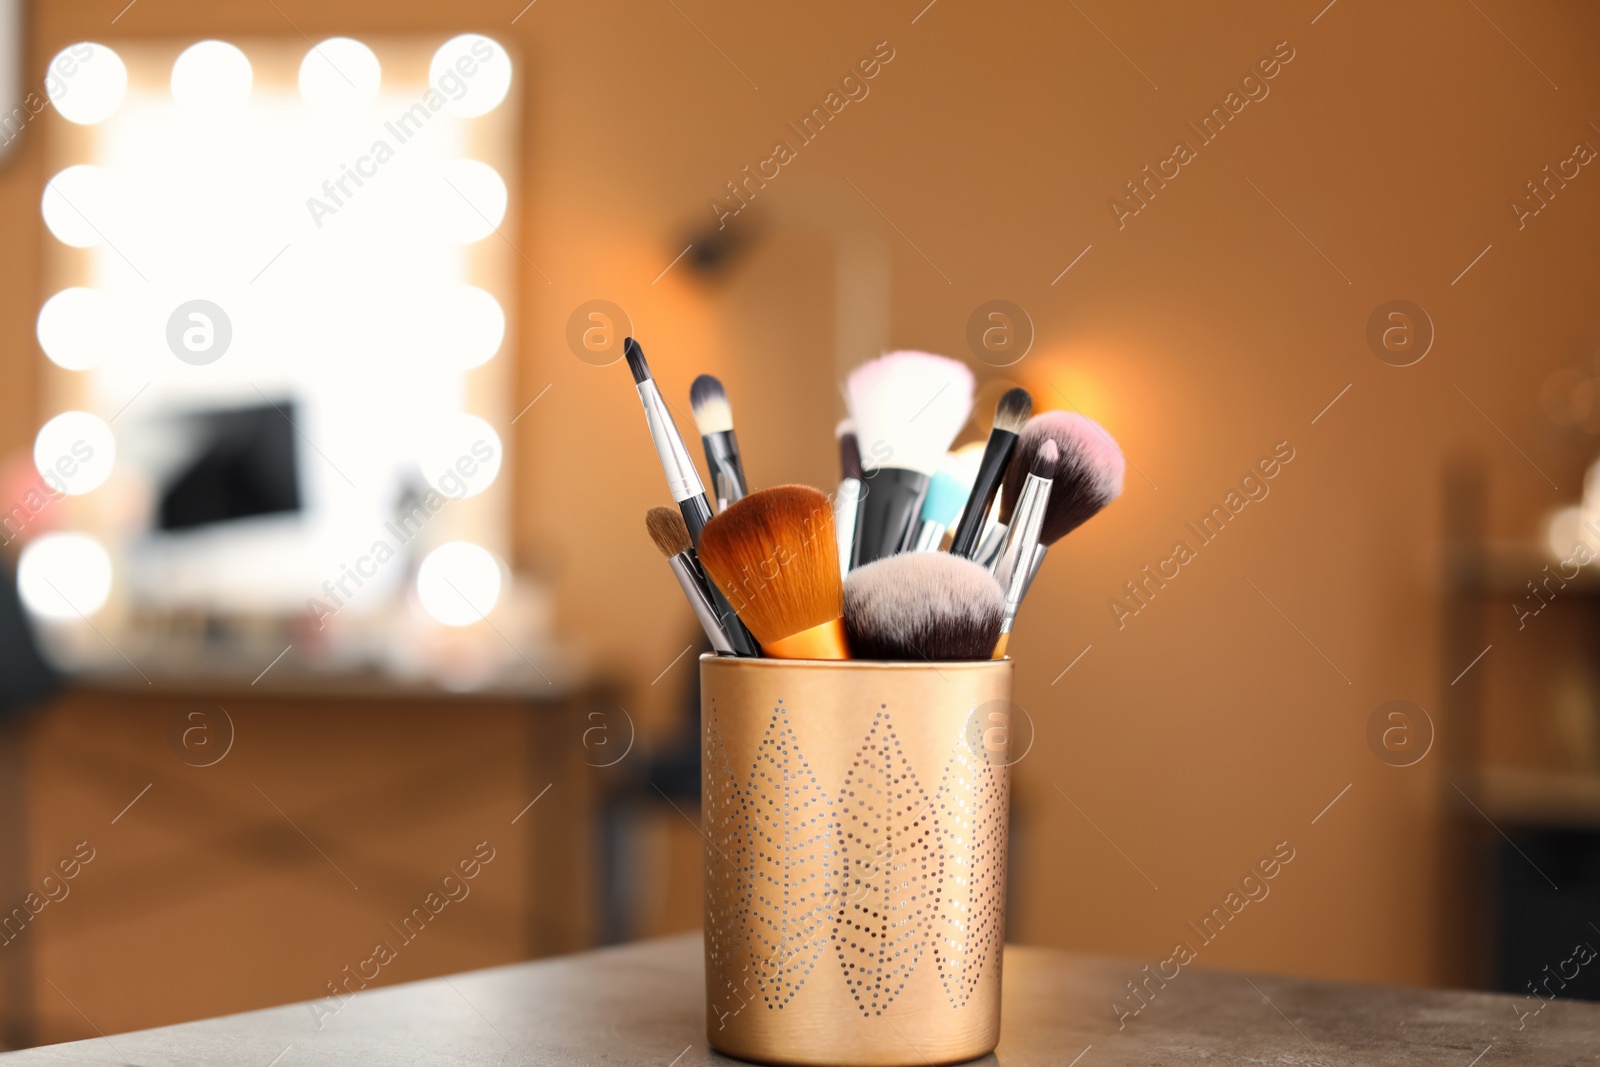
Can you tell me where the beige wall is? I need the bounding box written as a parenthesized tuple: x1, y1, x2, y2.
(5, 0, 1600, 1016)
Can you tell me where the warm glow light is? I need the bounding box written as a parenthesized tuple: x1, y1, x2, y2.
(417, 541, 502, 626)
(1546, 505, 1600, 561)
(299, 38, 381, 107)
(438, 160, 507, 243)
(436, 286, 505, 368)
(1585, 457, 1600, 503)
(37, 39, 516, 615)
(171, 41, 252, 110)
(41, 165, 112, 248)
(48, 43, 127, 124)
(37, 288, 111, 371)
(1025, 361, 1114, 425)
(428, 35, 512, 118)
(419, 414, 502, 500)
(35, 411, 116, 495)
(18, 533, 113, 619)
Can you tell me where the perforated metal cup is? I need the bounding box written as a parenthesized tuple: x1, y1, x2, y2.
(701, 655, 1013, 1066)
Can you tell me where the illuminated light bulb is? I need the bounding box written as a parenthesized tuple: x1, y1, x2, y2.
(41, 165, 112, 248)
(47, 42, 127, 124)
(416, 541, 503, 626)
(34, 411, 116, 495)
(418, 414, 502, 500)
(18, 533, 113, 619)
(299, 37, 381, 107)
(1547, 505, 1600, 562)
(1584, 457, 1600, 506)
(172, 40, 252, 111)
(428, 34, 512, 118)
(438, 286, 505, 368)
(438, 159, 507, 243)
(38, 288, 111, 371)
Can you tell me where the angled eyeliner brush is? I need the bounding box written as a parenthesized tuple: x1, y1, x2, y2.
(623, 338, 760, 656)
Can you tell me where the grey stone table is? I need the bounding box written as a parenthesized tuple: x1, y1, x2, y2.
(4, 933, 1597, 1065)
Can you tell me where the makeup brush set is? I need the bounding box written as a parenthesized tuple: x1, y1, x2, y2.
(627, 338, 1124, 663)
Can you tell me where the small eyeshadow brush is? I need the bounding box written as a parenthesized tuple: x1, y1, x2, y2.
(645, 507, 739, 655)
(689, 374, 749, 511)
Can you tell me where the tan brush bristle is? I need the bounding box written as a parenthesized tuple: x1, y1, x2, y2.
(696, 485, 847, 658)
(993, 387, 1033, 435)
(645, 506, 692, 558)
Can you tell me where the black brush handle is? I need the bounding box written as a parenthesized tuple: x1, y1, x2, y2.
(701, 430, 748, 506)
(948, 429, 1018, 558)
(679, 495, 760, 656)
(678, 494, 714, 545)
(709, 585, 760, 657)
(851, 467, 930, 568)
(685, 547, 759, 657)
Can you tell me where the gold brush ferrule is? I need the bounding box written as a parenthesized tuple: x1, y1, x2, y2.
(761, 617, 850, 660)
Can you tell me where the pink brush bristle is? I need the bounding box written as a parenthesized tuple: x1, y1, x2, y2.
(1000, 411, 1125, 543)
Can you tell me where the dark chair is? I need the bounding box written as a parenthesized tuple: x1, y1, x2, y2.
(596, 632, 708, 944)
(0, 559, 62, 1050)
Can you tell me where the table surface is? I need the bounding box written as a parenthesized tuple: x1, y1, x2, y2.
(5, 933, 1597, 1065)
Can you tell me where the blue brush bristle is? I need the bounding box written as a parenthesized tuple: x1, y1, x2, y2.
(921, 471, 971, 526)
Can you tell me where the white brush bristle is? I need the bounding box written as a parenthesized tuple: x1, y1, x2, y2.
(689, 376, 735, 435)
(693, 397, 733, 434)
(845, 351, 975, 476)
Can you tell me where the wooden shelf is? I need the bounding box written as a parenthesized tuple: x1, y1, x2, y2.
(1452, 544, 1600, 598)
(1472, 767, 1600, 828)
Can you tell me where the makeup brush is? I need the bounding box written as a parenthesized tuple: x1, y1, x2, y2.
(623, 338, 760, 656)
(696, 485, 849, 660)
(689, 375, 748, 512)
(949, 387, 1032, 559)
(912, 448, 982, 552)
(992, 441, 1056, 657)
(843, 552, 1004, 661)
(646, 507, 741, 655)
(834, 419, 863, 574)
(845, 351, 974, 568)
(971, 491, 1007, 569)
(997, 411, 1126, 595)
(625, 338, 713, 540)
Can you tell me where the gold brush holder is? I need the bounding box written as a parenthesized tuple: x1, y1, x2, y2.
(701, 655, 1014, 1067)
